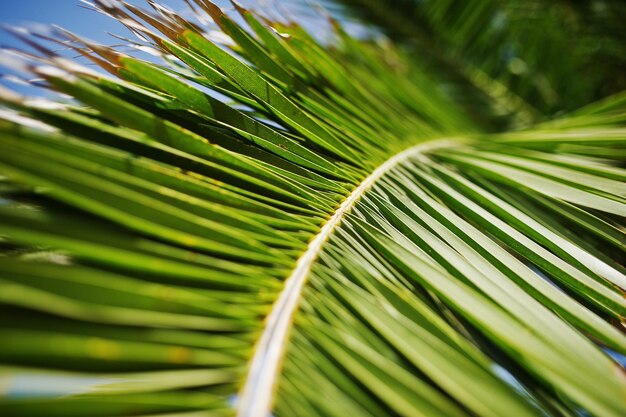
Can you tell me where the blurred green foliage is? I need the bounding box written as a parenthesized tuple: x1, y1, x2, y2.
(331, 0, 626, 122)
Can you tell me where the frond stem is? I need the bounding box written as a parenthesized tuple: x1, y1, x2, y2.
(236, 138, 456, 417)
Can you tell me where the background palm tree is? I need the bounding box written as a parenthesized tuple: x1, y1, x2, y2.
(0, 1, 625, 416)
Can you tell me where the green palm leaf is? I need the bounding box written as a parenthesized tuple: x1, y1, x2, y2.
(0, 1, 625, 417)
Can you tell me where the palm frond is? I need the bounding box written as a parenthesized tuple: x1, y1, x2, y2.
(0, 1, 625, 417)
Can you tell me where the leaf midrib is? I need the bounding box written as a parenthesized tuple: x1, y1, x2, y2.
(235, 138, 457, 417)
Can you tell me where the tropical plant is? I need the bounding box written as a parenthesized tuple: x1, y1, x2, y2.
(0, 1, 625, 417)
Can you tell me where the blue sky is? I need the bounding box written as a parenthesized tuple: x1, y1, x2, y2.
(0, 1, 187, 44)
(0, 1, 190, 94)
